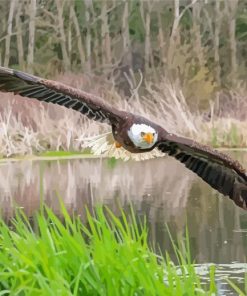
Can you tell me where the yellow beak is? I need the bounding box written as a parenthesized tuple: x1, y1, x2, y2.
(143, 133, 154, 144)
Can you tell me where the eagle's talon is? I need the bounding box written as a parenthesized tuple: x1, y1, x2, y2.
(115, 141, 121, 148)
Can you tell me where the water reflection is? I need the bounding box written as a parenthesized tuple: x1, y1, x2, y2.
(0, 153, 246, 293)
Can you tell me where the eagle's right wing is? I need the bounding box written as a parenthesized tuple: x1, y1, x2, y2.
(0, 66, 124, 126)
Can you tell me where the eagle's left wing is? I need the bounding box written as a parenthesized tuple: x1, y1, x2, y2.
(156, 132, 247, 210)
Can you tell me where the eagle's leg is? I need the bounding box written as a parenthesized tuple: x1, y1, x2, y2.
(115, 141, 122, 148)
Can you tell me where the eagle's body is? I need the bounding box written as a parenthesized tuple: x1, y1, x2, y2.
(0, 66, 246, 211)
(111, 112, 164, 153)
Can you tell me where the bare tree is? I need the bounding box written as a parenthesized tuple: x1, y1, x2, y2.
(4, 0, 16, 67)
(27, 0, 37, 73)
(168, 0, 197, 68)
(0, 0, 245, 96)
(157, 11, 166, 68)
(90, 2, 100, 69)
(227, 0, 238, 82)
(214, 0, 221, 85)
(192, 1, 204, 67)
(167, 0, 180, 68)
(55, 0, 70, 71)
(122, 0, 130, 53)
(67, 2, 72, 64)
(140, 1, 152, 73)
(84, 0, 92, 72)
(101, 1, 111, 65)
(70, 4, 86, 69)
(15, 0, 25, 69)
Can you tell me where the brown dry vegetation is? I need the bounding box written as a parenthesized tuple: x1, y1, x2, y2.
(0, 73, 247, 157)
(0, 0, 247, 156)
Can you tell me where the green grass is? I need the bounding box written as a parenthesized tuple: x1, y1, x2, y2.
(0, 149, 94, 162)
(210, 123, 245, 148)
(38, 150, 91, 157)
(40, 150, 81, 157)
(0, 204, 244, 295)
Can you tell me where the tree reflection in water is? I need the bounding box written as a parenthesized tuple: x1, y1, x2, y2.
(0, 155, 246, 265)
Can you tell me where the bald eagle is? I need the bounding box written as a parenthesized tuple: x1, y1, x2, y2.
(0, 66, 246, 210)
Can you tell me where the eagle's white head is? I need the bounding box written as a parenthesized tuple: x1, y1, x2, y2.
(127, 124, 158, 149)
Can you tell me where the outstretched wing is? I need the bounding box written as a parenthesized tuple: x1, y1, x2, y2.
(157, 133, 247, 210)
(0, 67, 124, 125)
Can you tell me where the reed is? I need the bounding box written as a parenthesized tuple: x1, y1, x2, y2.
(0, 74, 247, 158)
(0, 203, 240, 295)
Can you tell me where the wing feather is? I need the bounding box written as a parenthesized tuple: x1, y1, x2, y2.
(0, 66, 124, 125)
(157, 133, 247, 210)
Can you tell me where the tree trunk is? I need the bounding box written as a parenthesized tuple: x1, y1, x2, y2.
(157, 11, 166, 70)
(55, 0, 70, 71)
(27, 0, 37, 73)
(4, 0, 16, 67)
(122, 0, 130, 53)
(84, 0, 92, 72)
(101, 1, 111, 65)
(68, 3, 72, 64)
(70, 4, 86, 69)
(214, 0, 221, 85)
(192, 1, 204, 67)
(90, 2, 100, 69)
(167, 0, 180, 68)
(227, 0, 238, 82)
(142, 1, 151, 73)
(15, 0, 25, 69)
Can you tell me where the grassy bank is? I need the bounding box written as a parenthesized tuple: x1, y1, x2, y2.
(0, 204, 245, 295)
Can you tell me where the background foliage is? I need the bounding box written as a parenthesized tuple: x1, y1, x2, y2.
(0, 0, 246, 108)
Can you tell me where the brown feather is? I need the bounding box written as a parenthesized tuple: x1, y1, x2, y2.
(157, 132, 247, 210)
(0, 66, 124, 126)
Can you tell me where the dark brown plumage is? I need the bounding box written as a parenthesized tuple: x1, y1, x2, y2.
(0, 66, 246, 211)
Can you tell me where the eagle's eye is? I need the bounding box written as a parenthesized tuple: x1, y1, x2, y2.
(141, 132, 145, 137)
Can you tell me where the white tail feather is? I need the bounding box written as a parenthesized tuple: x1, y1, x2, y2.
(79, 132, 164, 161)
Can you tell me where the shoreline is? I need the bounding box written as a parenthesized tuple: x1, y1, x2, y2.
(0, 147, 246, 163)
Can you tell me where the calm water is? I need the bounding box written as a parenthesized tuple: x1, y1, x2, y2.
(0, 152, 246, 294)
